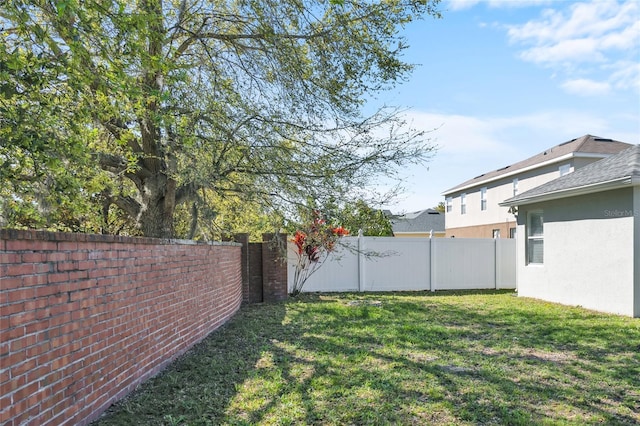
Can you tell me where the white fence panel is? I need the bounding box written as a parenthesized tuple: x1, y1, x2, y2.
(287, 237, 359, 293)
(496, 239, 517, 289)
(287, 236, 517, 293)
(432, 238, 496, 290)
(362, 237, 431, 292)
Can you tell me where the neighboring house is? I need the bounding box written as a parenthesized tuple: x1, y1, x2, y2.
(390, 209, 445, 238)
(442, 135, 633, 238)
(500, 144, 640, 318)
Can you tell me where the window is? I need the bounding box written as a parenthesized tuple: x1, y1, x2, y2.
(509, 227, 516, 239)
(559, 164, 570, 176)
(492, 229, 500, 239)
(460, 193, 466, 215)
(513, 178, 519, 197)
(480, 187, 487, 211)
(527, 211, 544, 264)
(445, 197, 452, 213)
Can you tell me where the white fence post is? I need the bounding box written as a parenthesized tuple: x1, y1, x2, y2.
(493, 238, 500, 290)
(495, 239, 500, 289)
(430, 238, 436, 292)
(358, 230, 365, 292)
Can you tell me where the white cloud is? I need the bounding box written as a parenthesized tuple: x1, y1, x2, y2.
(447, 0, 551, 12)
(609, 61, 640, 91)
(505, 0, 640, 93)
(508, 0, 639, 46)
(518, 38, 604, 65)
(561, 78, 611, 96)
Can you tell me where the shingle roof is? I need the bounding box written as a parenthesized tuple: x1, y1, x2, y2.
(442, 135, 633, 195)
(391, 209, 445, 233)
(501, 144, 640, 206)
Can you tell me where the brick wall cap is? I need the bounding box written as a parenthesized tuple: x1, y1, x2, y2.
(0, 228, 241, 246)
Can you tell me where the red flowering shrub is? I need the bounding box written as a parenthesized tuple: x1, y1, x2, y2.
(290, 211, 349, 296)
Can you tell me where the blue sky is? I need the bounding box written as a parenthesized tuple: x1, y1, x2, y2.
(376, 0, 640, 213)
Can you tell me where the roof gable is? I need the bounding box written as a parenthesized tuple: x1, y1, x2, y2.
(501, 144, 640, 206)
(443, 135, 633, 195)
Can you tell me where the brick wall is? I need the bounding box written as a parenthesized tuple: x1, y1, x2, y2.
(0, 229, 243, 426)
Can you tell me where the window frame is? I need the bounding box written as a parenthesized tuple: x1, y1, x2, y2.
(460, 193, 467, 215)
(513, 178, 519, 197)
(445, 197, 452, 213)
(527, 210, 544, 265)
(480, 187, 487, 211)
(559, 164, 571, 176)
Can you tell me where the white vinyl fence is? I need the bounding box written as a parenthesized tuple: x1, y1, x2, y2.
(287, 236, 516, 293)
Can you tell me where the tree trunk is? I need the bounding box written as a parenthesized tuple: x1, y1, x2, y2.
(138, 172, 177, 239)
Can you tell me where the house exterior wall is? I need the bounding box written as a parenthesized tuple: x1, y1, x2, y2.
(445, 157, 603, 238)
(516, 187, 636, 317)
(446, 221, 515, 239)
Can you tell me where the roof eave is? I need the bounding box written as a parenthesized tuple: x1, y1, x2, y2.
(499, 177, 634, 207)
(442, 152, 613, 196)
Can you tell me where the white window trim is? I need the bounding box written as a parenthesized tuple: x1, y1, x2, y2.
(527, 210, 544, 265)
(480, 187, 487, 211)
(461, 193, 467, 215)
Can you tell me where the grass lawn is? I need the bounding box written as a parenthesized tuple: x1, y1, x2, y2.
(93, 291, 640, 425)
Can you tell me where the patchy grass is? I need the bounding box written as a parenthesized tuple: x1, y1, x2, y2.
(93, 291, 640, 425)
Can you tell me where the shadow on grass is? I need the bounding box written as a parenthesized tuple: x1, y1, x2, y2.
(93, 291, 640, 425)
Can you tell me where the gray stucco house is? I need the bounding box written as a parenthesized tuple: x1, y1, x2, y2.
(501, 144, 640, 317)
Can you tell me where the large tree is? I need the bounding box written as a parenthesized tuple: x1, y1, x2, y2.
(1, 0, 440, 238)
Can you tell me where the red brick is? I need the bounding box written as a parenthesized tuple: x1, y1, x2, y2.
(1, 301, 26, 316)
(21, 274, 48, 287)
(0, 373, 25, 396)
(8, 310, 37, 328)
(11, 357, 37, 377)
(46, 252, 68, 262)
(34, 263, 53, 274)
(4, 240, 34, 251)
(5, 263, 36, 276)
(0, 252, 21, 263)
(0, 395, 11, 418)
(0, 276, 23, 292)
(25, 341, 51, 359)
(48, 272, 70, 284)
(68, 270, 89, 281)
(5, 288, 34, 304)
(11, 381, 39, 404)
(57, 241, 78, 251)
(10, 333, 39, 351)
(20, 252, 45, 263)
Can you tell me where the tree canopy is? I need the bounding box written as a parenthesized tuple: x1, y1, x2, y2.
(1, 0, 441, 238)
